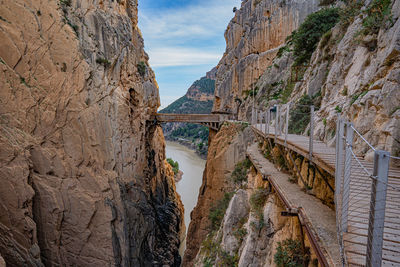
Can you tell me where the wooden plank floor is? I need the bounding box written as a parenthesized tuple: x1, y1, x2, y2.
(252, 124, 400, 267)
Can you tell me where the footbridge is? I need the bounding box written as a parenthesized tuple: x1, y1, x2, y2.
(151, 113, 232, 131)
(249, 104, 400, 267)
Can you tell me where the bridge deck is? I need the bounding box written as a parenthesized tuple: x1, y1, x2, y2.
(252, 124, 400, 267)
(152, 113, 227, 131)
(153, 113, 223, 123)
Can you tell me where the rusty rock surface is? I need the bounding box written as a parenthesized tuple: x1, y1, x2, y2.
(0, 0, 184, 266)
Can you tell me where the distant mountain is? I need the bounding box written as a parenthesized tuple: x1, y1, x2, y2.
(160, 68, 216, 157)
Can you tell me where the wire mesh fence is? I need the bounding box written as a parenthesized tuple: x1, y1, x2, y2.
(335, 117, 400, 267)
(251, 106, 400, 266)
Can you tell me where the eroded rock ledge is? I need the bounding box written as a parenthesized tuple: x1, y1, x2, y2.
(0, 0, 184, 266)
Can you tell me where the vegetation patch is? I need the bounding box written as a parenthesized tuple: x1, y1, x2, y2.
(137, 61, 146, 76)
(160, 95, 213, 114)
(277, 45, 291, 58)
(288, 94, 315, 135)
(96, 57, 111, 67)
(233, 226, 248, 243)
(166, 158, 179, 175)
(231, 158, 252, 184)
(288, 8, 340, 66)
(60, 0, 71, 6)
(361, 0, 393, 36)
(201, 231, 239, 267)
(350, 90, 368, 105)
(209, 192, 235, 230)
(274, 239, 309, 267)
(219, 250, 239, 267)
(243, 87, 259, 100)
(250, 188, 268, 211)
(339, 1, 363, 29)
(250, 188, 268, 235)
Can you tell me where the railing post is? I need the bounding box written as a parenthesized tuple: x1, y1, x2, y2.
(309, 105, 314, 161)
(342, 122, 353, 232)
(335, 115, 344, 202)
(251, 107, 254, 125)
(277, 104, 281, 136)
(275, 105, 278, 143)
(285, 103, 290, 147)
(264, 111, 268, 135)
(266, 110, 270, 135)
(366, 150, 389, 267)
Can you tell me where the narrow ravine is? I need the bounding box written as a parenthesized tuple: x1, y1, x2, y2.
(165, 141, 206, 252)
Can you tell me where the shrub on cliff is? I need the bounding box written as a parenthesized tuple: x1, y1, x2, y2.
(231, 158, 252, 184)
(361, 0, 393, 36)
(137, 61, 146, 76)
(289, 8, 340, 66)
(209, 192, 234, 230)
(166, 158, 179, 175)
(274, 239, 310, 266)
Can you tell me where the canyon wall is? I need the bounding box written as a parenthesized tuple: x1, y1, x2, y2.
(213, 0, 320, 116)
(0, 0, 184, 266)
(183, 123, 255, 265)
(252, 0, 400, 160)
(186, 0, 400, 266)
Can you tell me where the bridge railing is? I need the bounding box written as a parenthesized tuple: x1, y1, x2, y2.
(251, 103, 400, 266)
(335, 116, 400, 266)
(251, 103, 315, 160)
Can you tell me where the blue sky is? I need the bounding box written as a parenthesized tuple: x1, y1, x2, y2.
(138, 0, 242, 109)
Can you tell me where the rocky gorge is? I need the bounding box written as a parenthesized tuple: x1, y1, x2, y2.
(0, 0, 183, 266)
(0, 0, 399, 266)
(184, 0, 400, 266)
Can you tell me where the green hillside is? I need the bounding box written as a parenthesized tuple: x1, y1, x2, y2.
(160, 76, 215, 156)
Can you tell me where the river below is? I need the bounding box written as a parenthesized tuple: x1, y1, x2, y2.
(165, 141, 205, 252)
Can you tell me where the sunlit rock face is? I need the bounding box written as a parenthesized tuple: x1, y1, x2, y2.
(0, 0, 184, 266)
(213, 0, 320, 117)
(251, 0, 400, 160)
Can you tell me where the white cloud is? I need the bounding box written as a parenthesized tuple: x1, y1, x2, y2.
(149, 47, 222, 67)
(140, 0, 241, 42)
(159, 95, 182, 110)
(139, 0, 242, 67)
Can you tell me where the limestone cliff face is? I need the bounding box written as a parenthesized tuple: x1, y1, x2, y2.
(213, 0, 320, 116)
(193, 167, 316, 267)
(252, 0, 400, 160)
(0, 0, 184, 266)
(183, 123, 255, 265)
(185, 68, 216, 102)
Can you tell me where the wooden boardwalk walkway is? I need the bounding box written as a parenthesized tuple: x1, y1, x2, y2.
(252, 124, 400, 267)
(247, 143, 341, 267)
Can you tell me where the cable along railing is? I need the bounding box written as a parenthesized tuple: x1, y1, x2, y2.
(250, 104, 400, 266)
(335, 117, 400, 267)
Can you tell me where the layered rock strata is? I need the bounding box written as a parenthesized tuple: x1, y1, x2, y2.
(252, 0, 400, 160)
(183, 122, 255, 265)
(0, 0, 183, 266)
(213, 0, 320, 116)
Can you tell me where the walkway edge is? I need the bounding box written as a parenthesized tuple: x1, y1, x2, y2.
(247, 143, 341, 267)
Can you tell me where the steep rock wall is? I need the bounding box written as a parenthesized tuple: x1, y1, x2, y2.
(252, 0, 400, 161)
(0, 0, 184, 266)
(183, 123, 255, 266)
(213, 0, 320, 117)
(193, 167, 318, 267)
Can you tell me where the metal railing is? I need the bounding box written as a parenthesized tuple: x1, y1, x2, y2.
(250, 104, 399, 266)
(251, 103, 315, 160)
(335, 115, 400, 267)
